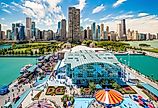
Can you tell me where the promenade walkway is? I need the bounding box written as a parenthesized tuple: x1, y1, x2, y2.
(125, 65, 158, 89)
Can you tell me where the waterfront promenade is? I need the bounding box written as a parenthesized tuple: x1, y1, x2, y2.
(0, 80, 33, 107)
(124, 63, 158, 89)
(145, 51, 158, 58)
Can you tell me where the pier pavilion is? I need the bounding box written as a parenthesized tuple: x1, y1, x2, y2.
(55, 45, 124, 86)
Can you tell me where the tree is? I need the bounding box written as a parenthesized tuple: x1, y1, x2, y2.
(80, 87, 85, 95)
(89, 82, 95, 95)
(24, 50, 27, 55)
(35, 50, 37, 55)
(30, 50, 33, 55)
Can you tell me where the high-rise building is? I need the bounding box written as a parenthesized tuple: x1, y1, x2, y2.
(100, 24, 104, 40)
(80, 26, 84, 40)
(35, 28, 41, 40)
(1, 31, 5, 40)
(121, 19, 127, 40)
(61, 19, 66, 41)
(68, 7, 80, 41)
(110, 31, 116, 41)
(133, 30, 139, 40)
(57, 21, 61, 35)
(31, 22, 36, 39)
(14, 23, 20, 40)
(121, 19, 126, 35)
(48, 30, 54, 40)
(117, 24, 122, 40)
(11, 24, 16, 40)
(96, 25, 100, 41)
(91, 22, 96, 40)
(6, 30, 11, 40)
(26, 17, 32, 40)
(106, 26, 109, 40)
(86, 27, 92, 40)
(83, 29, 87, 39)
(139, 33, 147, 40)
(127, 29, 132, 40)
(0, 24, 1, 40)
(19, 24, 25, 41)
(58, 21, 61, 30)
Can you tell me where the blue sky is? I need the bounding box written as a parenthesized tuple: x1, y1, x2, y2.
(0, 0, 158, 33)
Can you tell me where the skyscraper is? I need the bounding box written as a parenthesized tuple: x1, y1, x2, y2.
(15, 23, 20, 40)
(91, 22, 96, 40)
(6, 30, 11, 40)
(0, 24, 1, 40)
(100, 24, 104, 40)
(1, 31, 5, 40)
(68, 7, 80, 41)
(11, 23, 16, 40)
(117, 24, 122, 40)
(61, 19, 66, 41)
(57, 21, 61, 35)
(121, 19, 127, 40)
(106, 26, 109, 40)
(87, 27, 92, 40)
(19, 24, 25, 41)
(31, 22, 36, 39)
(26, 17, 32, 40)
(83, 29, 87, 39)
(96, 25, 100, 41)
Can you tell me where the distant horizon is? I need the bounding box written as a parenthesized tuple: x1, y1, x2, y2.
(0, 0, 158, 34)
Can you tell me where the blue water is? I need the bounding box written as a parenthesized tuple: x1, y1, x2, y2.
(0, 44, 11, 49)
(116, 55, 158, 81)
(0, 57, 37, 86)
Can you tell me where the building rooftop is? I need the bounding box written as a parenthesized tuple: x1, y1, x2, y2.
(62, 46, 119, 69)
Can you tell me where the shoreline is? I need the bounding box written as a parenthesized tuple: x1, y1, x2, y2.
(124, 63, 158, 88)
(144, 51, 158, 58)
(0, 55, 40, 57)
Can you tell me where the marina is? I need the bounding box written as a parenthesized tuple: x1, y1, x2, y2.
(0, 45, 158, 108)
(0, 57, 37, 86)
(116, 55, 158, 81)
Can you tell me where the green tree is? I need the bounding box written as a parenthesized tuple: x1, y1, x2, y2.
(35, 50, 37, 55)
(89, 82, 95, 95)
(80, 87, 85, 95)
(30, 50, 33, 55)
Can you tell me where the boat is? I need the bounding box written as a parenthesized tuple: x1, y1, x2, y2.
(20, 64, 33, 74)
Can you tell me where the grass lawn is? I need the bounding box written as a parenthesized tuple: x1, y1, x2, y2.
(13, 48, 31, 52)
(143, 48, 158, 53)
(18, 42, 51, 46)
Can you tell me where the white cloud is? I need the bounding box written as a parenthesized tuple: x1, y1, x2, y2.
(23, 1, 45, 18)
(1, 9, 11, 14)
(1, 2, 9, 8)
(127, 15, 158, 33)
(138, 13, 149, 17)
(11, 0, 65, 31)
(114, 14, 134, 20)
(73, 0, 86, 11)
(1, 24, 8, 27)
(1, 18, 5, 20)
(92, 4, 105, 14)
(100, 14, 112, 21)
(113, 0, 127, 8)
(101, 14, 158, 34)
(84, 18, 90, 22)
(12, 20, 24, 24)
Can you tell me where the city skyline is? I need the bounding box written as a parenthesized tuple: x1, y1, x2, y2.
(0, 0, 158, 34)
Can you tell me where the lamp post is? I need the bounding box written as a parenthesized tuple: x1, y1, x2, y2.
(124, 60, 127, 81)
